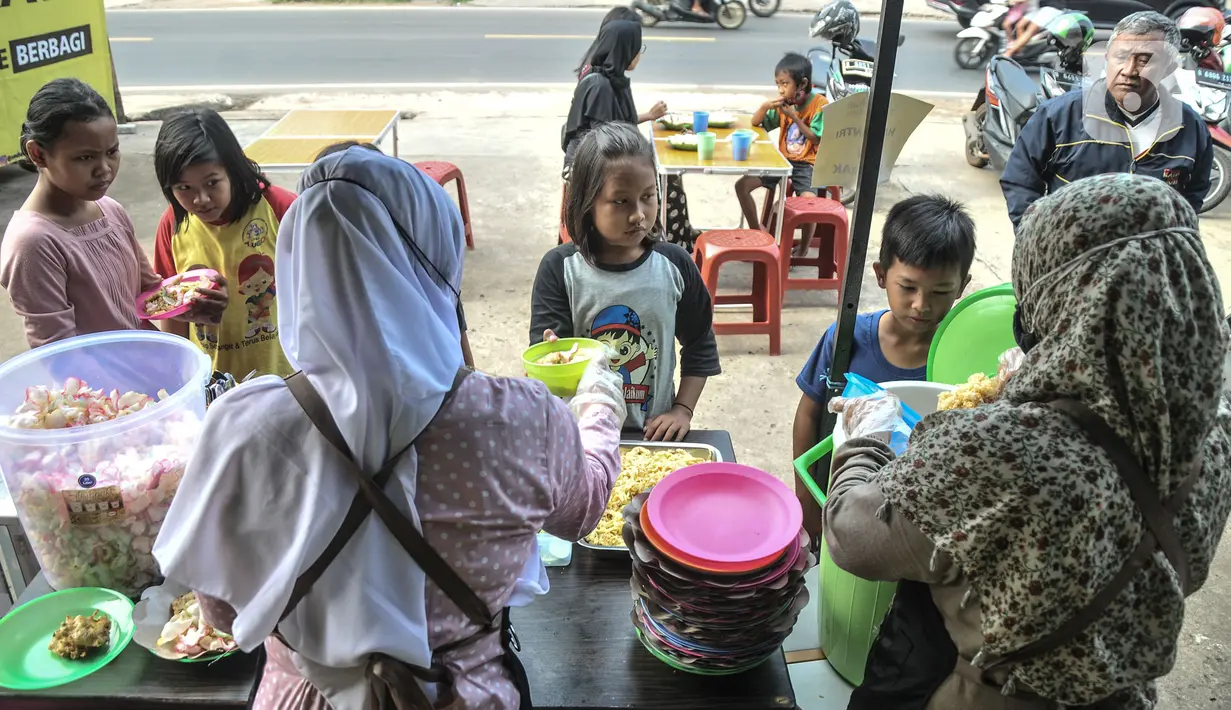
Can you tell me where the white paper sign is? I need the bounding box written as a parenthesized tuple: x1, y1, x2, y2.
(810, 92, 934, 189)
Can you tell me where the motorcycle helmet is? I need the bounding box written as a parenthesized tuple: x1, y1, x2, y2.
(810, 0, 859, 45)
(1177, 6, 1225, 53)
(1045, 11, 1095, 68)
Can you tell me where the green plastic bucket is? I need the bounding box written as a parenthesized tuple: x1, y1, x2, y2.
(926, 283, 1017, 386)
(794, 380, 954, 687)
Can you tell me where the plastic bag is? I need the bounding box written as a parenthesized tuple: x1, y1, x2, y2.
(998, 346, 1026, 384)
(828, 390, 913, 454)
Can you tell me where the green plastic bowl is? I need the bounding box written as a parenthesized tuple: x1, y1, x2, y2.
(926, 283, 1018, 386)
(523, 338, 605, 397)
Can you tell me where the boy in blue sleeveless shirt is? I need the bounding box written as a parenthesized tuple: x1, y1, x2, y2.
(792, 195, 977, 463)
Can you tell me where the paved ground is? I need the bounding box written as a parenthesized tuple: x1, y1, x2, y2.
(106, 7, 976, 93)
(2, 87, 1230, 704)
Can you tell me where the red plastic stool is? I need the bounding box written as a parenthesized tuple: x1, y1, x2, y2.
(777, 195, 850, 295)
(693, 230, 781, 356)
(758, 187, 847, 293)
(414, 161, 475, 250)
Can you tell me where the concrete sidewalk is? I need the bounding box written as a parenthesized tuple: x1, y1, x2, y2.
(102, 0, 953, 19)
(2, 87, 1229, 705)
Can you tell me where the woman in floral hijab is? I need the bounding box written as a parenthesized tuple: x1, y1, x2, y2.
(824, 173, 1231, 710)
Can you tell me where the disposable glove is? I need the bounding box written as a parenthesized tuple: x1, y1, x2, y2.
(568, 347, 627, 431)
(829, 390, 911, 452)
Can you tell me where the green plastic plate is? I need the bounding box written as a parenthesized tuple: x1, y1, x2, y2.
(0, 587, 135, 690)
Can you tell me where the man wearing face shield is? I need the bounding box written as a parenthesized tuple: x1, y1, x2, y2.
(1000, 11, 1214, 231)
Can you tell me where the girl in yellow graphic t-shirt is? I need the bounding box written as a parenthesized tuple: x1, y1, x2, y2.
(153, 109, 296, 379)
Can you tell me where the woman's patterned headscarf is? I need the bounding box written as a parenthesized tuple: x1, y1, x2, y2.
(878, 174, 1231, 707)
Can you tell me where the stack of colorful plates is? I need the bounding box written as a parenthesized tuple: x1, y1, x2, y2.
(622, 462, 814, 675)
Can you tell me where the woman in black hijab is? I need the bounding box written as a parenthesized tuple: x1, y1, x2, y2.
(562, 19, 698, 251)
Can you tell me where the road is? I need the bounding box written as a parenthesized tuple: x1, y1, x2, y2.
(105, 7, 980, 94)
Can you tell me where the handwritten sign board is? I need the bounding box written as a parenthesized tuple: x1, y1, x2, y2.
(810, 92, 934, 190)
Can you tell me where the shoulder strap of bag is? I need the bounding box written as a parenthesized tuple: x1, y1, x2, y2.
(278, 368, 496, 631)
(981, 398, 1202, 674)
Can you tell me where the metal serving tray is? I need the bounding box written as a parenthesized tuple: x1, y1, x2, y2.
(576, 440, 723, 556)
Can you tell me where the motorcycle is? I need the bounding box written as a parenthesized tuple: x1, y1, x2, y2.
(749, 0, 780, 17)
(954, 0, 1061, 70)
(806, 17, 904, 205)
(1178, 38, 1231, 212)
(633, 0, 748, 29)
(927, 0, 982, 28)
(808, 34, 905, 100)
(962, 53, 1083, 170)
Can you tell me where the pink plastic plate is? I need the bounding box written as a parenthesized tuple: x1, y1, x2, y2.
(136, 269, 220, 321)
(645, 463, 802, 564)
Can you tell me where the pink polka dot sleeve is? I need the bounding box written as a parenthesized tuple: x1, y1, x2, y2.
(195, 592, 237, 635)
(540, 396, 621, 541)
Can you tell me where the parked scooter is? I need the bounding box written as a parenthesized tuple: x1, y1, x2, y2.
(806, 0, 904, 205)
(954, 0, 1061, 70)
(1177, 68, 1231, 212)
(961, 12, 1092, 170)
(808, 8, 905, 100)
(633, 0, 748, 29)
(1176, 7, 1231, 212)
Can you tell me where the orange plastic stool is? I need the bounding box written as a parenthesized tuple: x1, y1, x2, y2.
(778, 195, 850, 295)
(693, 230, 781, 356)
(759, 186, 848, 296)
(414, 161, 475, 250)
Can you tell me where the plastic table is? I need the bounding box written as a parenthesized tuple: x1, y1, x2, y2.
(650, 114, 792, 246)
(243, 109, 400, 169)
(0, 430, 799, 710)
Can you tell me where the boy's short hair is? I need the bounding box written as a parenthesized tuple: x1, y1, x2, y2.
(775, 52, 811, 87)
(878, 194, 976, 276)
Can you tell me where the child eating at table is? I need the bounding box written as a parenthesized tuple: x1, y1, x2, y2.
(531, 122, 721, 442)
(792, 194, 976, 467)
(152, 108, 296, 378)
(735, 52, 829, 257)
(2, 79, 226, 349)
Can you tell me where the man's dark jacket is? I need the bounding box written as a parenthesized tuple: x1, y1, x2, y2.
(1000, 81, 1213, 229)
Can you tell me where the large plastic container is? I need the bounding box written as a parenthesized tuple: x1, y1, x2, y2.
(0, 332, 211, 597)
(794, 379, 954, 687)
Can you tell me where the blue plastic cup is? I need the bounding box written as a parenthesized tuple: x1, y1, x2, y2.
(730, 129, 754, 161)
(692, 111, 710, 134)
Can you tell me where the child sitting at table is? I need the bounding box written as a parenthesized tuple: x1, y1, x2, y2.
(792, 194, 976, 464)
(152, 108, 296, 378)
(531, 122, 721, 442)
(735, 52, 828, 258)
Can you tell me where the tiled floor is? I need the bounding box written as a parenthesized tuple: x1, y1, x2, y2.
(784, 566, 821, 653)
(784, 565, 856, 710)
(790, 659, 854, 710)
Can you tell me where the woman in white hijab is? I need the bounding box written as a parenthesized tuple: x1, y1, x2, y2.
(154, 144, 627, 710)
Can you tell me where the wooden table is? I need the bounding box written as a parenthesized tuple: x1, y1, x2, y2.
(0, 431, 797, 710)
(244, 109, 400, 170)
(650, 114, 792, 244)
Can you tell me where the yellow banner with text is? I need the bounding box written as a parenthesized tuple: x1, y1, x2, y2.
(1, 0, 115, 167)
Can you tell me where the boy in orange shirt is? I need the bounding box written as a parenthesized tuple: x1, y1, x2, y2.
(736, 52, 829, 257)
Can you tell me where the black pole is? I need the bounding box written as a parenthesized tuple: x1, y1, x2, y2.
(814, 0, 905, 494)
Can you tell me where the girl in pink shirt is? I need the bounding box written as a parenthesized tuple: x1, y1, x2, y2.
(1, 78, 227, 349)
